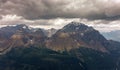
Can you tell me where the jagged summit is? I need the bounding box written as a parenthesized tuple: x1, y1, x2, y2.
(69, 21, 85, 26)
(15, 24, 30, 31)
(60, 21, 94, 33)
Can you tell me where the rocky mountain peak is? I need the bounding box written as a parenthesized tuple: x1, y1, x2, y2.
(61, 22, 94, 33)
(16, 24, 28, 29)
(46, 22, 108, 52)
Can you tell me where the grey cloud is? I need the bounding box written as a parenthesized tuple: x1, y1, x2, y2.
(0, 15, 55, 26)
(31, 19, 53, 26)
(0, 0, 120, 20)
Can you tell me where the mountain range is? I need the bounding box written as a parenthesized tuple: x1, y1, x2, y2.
(102, 30, 120, 42)
(0, 22, 120, 70)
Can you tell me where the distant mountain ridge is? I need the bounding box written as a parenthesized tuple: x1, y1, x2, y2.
(102, 30, 120, 42)
(0, 22, 119, 54)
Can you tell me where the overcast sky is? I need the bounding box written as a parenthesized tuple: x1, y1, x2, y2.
(0, 0, 120, 32)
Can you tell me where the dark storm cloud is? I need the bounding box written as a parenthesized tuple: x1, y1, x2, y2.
(0, 0, 120, 20)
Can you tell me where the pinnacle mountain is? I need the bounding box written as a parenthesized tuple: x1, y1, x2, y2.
(61, 21, 93, 32)
(46, 22, 108, 52)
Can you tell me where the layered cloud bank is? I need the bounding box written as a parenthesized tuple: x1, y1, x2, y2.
(0, 0, 120, 32)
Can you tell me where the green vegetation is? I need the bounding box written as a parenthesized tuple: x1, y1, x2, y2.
(70, 47, 117, 70)
(0, 47, 84, 70)
(0, 46, 119, 70)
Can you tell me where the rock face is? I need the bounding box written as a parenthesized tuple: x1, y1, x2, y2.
(30, 29, 47, 46)
(46, 22, 108, 52)
(0, 24, 28, 52)
(10, 28, 46, 47)
(0, 24, 47, 53)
